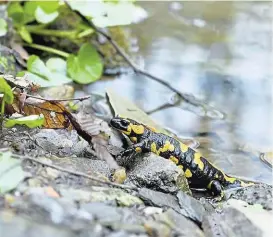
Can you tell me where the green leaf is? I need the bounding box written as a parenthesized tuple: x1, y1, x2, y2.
(92, 2, 144, 27)
(23, 1, 36, 23)
(18, 26, 33, 43)
(0, 19, 7, 37)
(22, 56, 72, 87)
(4, 114, 45, 128)
(0, 76, 14, 104)
(23, 1, 59, 24)
(19, 70, 72, 88)
(35, 6, 59, 24)
(46, 57, 66, 74)
(7, 2, 24, 26)
(0, 151, 26, 194)
(67, 43, 103, 84)
(68, 102, 79, 111)
(27, 55, 51, 80)
(67, 0, 145, 27)
(36, 1, 59, 13)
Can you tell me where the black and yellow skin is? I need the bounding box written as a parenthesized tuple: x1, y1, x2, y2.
(110, 116, 254, 198)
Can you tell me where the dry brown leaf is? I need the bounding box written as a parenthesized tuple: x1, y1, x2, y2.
(7, 96, 73, 129)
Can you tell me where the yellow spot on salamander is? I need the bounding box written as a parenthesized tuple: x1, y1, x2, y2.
(185, 169, 192, 178)
(150, 141, 175, 155)
(193, 152, 204, 171)
(130, 137, 137, 143)
(169, 156, 179, 164)
(122, 125, 132, 135)
(207, 181, 213, 189)
(135, 147, 142, 153)
(180, 143, 188, 153)
(151, 142, 157, 153)
(131, 125, 145, 134)
(223, 174, 237, 184)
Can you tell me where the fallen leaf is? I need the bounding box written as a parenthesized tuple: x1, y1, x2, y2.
(8, 96, 73, 129)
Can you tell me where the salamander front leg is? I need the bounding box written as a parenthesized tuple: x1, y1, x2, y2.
(118, 139, 149, 158)
(208, 180, 225, 202)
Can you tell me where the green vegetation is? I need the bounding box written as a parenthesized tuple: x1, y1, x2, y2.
(7, 0, 141, 86)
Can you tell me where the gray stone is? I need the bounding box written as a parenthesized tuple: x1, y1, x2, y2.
(225, 183, 273, 210)
(50, 157, 112, 181)
(71, 140, 90, 157)
(20, 192, 93, 226)
(203, 199, 273, 237)
(82, 203, 143, 225)
(138, 188, 180, 211)
(125, 154, 190, 194)
(156, 209, 204, 237)
(59, 187, 143, 206)
(176, 191, 205, 224)
(137, 188, 205, 224)
(34, 130, 75, 156)
(0, 211, 77, 237)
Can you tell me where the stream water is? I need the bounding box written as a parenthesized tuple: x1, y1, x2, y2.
(85, 1, 272, 184)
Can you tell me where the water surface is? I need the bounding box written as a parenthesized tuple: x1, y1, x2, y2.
(85, 1, 272, 184)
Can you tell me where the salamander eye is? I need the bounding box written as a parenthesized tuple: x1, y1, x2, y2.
(120, 119, 130, 127)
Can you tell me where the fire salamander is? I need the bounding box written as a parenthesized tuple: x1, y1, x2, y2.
(110, 116, 254, 199)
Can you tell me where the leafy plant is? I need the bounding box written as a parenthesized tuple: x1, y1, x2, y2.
(67, 43, 103, 84)
(4, 114, 45, 128)
(6, 0, 143, 86)
(0, 76, 14, 126)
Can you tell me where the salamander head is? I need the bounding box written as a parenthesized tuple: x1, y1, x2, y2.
(110, 117, 132, 134)
(110, 116, 148, 143)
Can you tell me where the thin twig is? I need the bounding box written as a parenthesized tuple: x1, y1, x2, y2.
(65, 1, 201, 107)
(11, 153, 137, 191)
(25, 94, 91, 102)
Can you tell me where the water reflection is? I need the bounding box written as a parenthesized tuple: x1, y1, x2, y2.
(86, 1, 272, 183)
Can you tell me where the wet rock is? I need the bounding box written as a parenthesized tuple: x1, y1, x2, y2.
(0, 210, 77, 237)
(34, 130, 77, 156)
(0, 209, 109, 237)
(203, 199, 273, 237)
(176, 191, 205, 223)
(137, 188, 205, 223)
(82, 203, 144, 225)
(71, 140, 90, 157)
(59, 187, 143, 206)
(125, 154, 191, 194)
(39, 85, 75, 100)
(138, 188, 180, 210)
(225, 183, 273, 210)
(155, 209, 204, 237)
(50, 157, 112, 181)
(13, 191, 93, 226)
(45, 167, 60, 180)
(144, 220, 172, 237)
